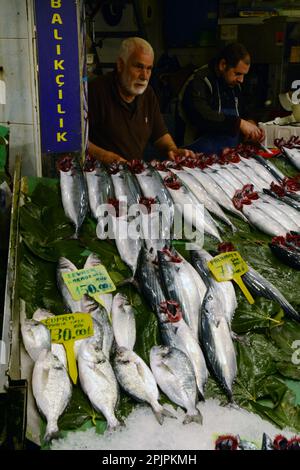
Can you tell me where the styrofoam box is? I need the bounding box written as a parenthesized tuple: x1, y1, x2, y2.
(259, 122, 300, 148)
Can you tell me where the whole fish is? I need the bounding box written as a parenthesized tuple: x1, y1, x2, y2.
(57, 257, 96, 313)
(113, 347, 174, 425)
(155, 301, 208, 399)
(133, 163, 174, 236)
(78, 338, 120, 430)
(57, 155, 88, 238)
(21, 319, 51, 362)
(112, 293, 136, 350)
(32, 350, 72, 442)
(200, 289, 237, 400)
(84, 158, 114, 239)
(158, 247, 206, 338)
(135, 246, 166, 313)
(191, 249, 237, 325)
(251, 198, 299, 233)
(150, 345, 202, 425)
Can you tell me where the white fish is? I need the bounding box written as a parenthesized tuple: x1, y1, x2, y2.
(113, 347, 174, 425)
(78, 338, 120, 430)
(112, 293, 136, 350)
(21, 319, 51, 362)
(150, 346, 202, 425)
(32, 350, 72, 442)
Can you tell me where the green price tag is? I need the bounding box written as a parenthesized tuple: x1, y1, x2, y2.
(62, 265, 116, 301)
(208, 251, 254, 304)
(41, 313, 94, 384)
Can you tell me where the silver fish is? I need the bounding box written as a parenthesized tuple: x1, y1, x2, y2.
(112, 293, 136, 350)
(21, 319, 51, 362)
(32, 309, 67, 367)
(113, 347, 174, 425)
(84, 159, 114, 221)
(158, 247, 206, 338)
(200, 289, 237, 400)
(78, 338, 120, 430)
(57, 155, 88, 238)
(32, 350, 72, 442)
(150, 345, 203, 425)
(191, 249, 237, 325)
(57, 257, 96, 313)
(282, 146, 300, 170)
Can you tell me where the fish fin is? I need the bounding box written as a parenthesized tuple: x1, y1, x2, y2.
(183, 410, 203, 425)
(152, 406, 176, 425)
(44, 423, 60, 443)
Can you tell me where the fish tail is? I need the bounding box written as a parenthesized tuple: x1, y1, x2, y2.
(44, 422, 60, 443)
(107, 416, 122, 431)
(183, 409, 203, 425)
(152, 403, 175, 425)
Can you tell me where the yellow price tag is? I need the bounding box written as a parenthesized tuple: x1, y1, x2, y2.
(207, 251, 255, 304)
(62, 265, 116, 301)
(41, 313, 94, 384)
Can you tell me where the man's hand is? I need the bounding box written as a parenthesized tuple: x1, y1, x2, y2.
(168, 148, 196, 161)
(240, 119, 265, 143)
(88, 141, 127, 164)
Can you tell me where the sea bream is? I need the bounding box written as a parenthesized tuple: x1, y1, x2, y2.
(78, 338, 120, 430)
(113, 347, 174, 425)
(57, 155, 88, 238)
(150, 345, 203, 425)
(32, 350, 72, 442)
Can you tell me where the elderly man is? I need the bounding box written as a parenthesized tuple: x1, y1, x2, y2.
(180, 42, 265, 154)
(88, 37, 193, 164)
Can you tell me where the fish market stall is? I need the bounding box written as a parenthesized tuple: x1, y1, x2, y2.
(2, 148, 300, 450)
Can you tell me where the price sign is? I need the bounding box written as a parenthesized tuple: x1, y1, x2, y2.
(62, 265, 116, 301)
(41, 313, 94, 384)
(208, 251, 254, 304)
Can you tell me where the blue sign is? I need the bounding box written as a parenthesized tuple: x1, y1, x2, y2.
(35, 0, 82, 153)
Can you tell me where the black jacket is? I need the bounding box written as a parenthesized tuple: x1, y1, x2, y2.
(181, 61, 250, 142)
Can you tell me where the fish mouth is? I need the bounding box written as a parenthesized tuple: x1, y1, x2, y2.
(128, 160, 146, 174)
(163, 173, 181, 190)
(83, 155, 96, 172)
(56, 154, 74, 172)
(159, 300, 182, 323)
(215, 434, 239, 450)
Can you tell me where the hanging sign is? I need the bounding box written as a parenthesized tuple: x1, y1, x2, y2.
(35, 0, 81, 153)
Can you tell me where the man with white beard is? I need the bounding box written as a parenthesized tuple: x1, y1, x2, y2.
(88, 37, 193, 164)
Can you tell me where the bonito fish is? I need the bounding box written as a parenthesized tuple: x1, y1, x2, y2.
(78, 338, 120, 430)
(57, 155, 88, 238)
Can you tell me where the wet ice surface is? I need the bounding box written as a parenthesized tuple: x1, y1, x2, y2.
(51, 398, 295, 450)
